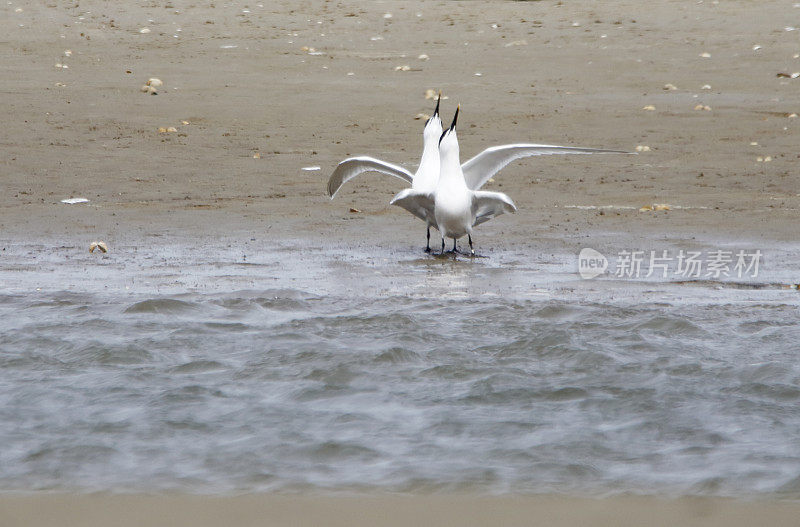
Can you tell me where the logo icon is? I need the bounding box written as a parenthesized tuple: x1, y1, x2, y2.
(578, 248, 608, 279)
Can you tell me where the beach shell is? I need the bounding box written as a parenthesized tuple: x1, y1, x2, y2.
(64, 50, 72, 57)
(663, 83, 678, 90)
(349, 208, 361, 213)
(639, 204, 670, 212)
(635, 145, 651, 152)
(253, 152, 261, 159)
(642, 105, 656, 111)
(424, 89, 448, 100)
(694, 104, 711, 111)
(166, 126, 178, 133)
(139, 27, 151, 34)
(181, 120, 189, 125)
(414, 113, 430, 120)
(61, 198, 89, 204)
(699, 52, 711, 58)
(147, 78, 163, 87)
(158, 127, 168, 133)
(789, 113, 798, 118)
(504, 39, 528, 47)
(394, 65, 411, 71)
(141, 85, 158, 95)
(701, 84, 712, 90)
(89, 241, 108, 254)
(417, 54, 430, 60)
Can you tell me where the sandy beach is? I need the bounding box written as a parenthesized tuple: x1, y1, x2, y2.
(3, 494, 800, 527)
(2, 0, 800, 524)
(2, 0, 798, 250)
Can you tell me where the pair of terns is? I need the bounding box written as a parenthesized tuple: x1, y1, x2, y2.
(327, 95, 630, 255)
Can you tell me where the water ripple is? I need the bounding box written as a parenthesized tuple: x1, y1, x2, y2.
(1, 290, 800, 497)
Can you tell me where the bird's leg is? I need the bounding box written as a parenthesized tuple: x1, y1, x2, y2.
(452, 238, 457, 253)
(440, 237, 445, 255)
(468, 234, 475, 256)
(425, 226, 431, 253)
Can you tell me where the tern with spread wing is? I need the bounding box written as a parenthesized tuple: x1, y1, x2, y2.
(328, 94, 443, 251)
(390, 106, 632, 255)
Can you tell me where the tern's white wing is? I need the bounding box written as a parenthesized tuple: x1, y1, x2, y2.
(327, 156, 414, 198)
(472, 190, 517, 226)
(389, 188, 435, 223)
(461, 144, 632, 190)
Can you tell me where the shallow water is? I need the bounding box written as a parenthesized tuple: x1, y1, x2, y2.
(1, 238, 800, 497)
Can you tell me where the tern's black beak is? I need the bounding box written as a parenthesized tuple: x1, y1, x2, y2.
(449, 105, 460, 131)
(439, 105, 460, 145)
(433, 91, 441, 118)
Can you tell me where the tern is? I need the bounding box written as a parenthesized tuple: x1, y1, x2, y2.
(328, 94, 444, 251)
(390, 106, 632, 255)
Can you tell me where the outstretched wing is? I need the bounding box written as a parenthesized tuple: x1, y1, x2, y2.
(327, 156, 414, 198)
(461, 144, 632, 190)
(389, 189, 435, 224)
(472, 190, 517, 226)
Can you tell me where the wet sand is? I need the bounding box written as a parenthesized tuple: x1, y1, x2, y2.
(2, 0, 798, 253)
(2, 0, 800, 521)
(2, 0, 798, 295)
(3, 494, 800, 527)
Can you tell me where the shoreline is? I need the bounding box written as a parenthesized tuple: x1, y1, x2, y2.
(3, 493, 800, 527)
(2, 0, 798, 254)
